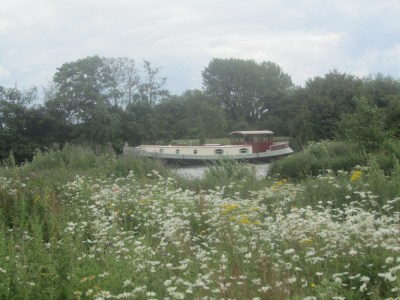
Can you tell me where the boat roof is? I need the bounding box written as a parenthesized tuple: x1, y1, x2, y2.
(229, 130, 274, 136)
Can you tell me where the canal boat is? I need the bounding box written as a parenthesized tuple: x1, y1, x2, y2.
(123, 130, 293, 165)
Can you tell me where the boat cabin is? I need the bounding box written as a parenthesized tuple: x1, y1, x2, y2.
(229, 130, 274, 153)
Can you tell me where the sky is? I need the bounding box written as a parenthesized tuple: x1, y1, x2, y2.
(1, 0, 400, 95)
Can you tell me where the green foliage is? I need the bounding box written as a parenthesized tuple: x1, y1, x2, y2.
(287, 106, 315, 148)
(270, 140, 367, 180)
(1, 151, 399, 299)
(338, 97, 386, 152)
(202, 58, 293, 124)
(3, 58, 400, 163)
(285, 70, 364, 144)
(0, 87, 43, 163)
(2, 58, 400, 298)
(362, 73, 400, 108)
(384, 95, 400, 137)
(27, 144, 97, 172)
(1, 144, 170, 184)
(4, 151, 16, 168)
(156, 90, 228, 141)
(205, 157, 256, 181)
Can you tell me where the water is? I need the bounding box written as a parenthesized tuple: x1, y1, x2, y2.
(173, 163, 270, 179)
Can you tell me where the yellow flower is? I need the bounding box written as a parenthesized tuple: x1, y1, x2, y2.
(239, 218, 251, 225)
(221, 203, 239, 214)
(299, 238, 313, 245)
(351, 170, 362, 181)
(310, 283, 316, 288)
(272, 179, 287, 191)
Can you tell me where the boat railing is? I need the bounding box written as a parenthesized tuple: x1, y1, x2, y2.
(270, 142, 289, 151)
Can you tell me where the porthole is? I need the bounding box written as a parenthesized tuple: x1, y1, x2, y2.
(215, 149, 224, 155)
(175, 149, 180, 154)
(240, 148, 248, 154)
(159, 148, 164, 153)
(193, 149, 198, 154)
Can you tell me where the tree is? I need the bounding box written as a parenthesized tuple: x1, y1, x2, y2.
(104, 57, 140, 107)
(123, 101, 157, 145)
(181, 90, 227, 139)
(362, 73, 400, 108)
(86, 105, 124, 151)
(0, 86, 41, 162)
(295, 70, 364, 140)
(51, 55, 112, 124)
(47, 56, 130, 147)
(384, 95, 400, 137)
(288, 105, 314, 148)
(337, 97, 386, 151)
(202, 58, 293, 125)
(155, 90, 228, 141)
(137, 60, 169, 105)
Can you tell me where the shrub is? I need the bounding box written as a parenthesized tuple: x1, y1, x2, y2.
(270, 140, 366, 180)
(338, 97, 386, 152)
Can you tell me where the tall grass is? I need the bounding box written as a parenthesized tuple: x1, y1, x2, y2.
(0, 144, 170, 181)
(1, 143, 399, 299)
(270, 139, 400, 181)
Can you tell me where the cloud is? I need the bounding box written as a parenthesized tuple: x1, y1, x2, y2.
(0, 0, 399, 93)
(0, 65, 10, 78)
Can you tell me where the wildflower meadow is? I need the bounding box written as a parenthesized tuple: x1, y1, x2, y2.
(0, 146, 399, 299)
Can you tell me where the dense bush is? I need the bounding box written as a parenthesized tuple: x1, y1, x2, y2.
(270, 140, 367, 180)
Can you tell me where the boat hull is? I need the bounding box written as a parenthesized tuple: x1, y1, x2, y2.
(123, 146, 293, 166)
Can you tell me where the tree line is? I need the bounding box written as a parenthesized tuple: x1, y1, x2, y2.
(1, 56, 400, 163)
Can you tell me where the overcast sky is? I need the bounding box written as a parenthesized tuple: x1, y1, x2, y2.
(1, 0, 399, 94)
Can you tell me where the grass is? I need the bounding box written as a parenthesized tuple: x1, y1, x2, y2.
(0, 144, 399, 299)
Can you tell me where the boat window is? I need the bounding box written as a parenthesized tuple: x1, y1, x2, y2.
(260, 135, 270, 141)
(159, 148, 164, 153)
(193, 149, 197, 154)
(231, 136, 243, 143)
(214, 149, 224, 155)
(240, 148, 248, 153)
(175, 149, 180, 154)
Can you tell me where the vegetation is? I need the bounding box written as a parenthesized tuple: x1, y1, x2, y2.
(2, 56, 400, 163)
(1, 55, 400, 299)
(0, 144, 400, 299)
(271, 96, 400, 180)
